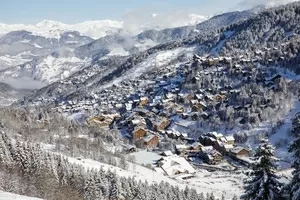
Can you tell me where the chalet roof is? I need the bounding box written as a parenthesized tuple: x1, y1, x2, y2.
(201, 146, 214, 153)
(159, 155, 196, 176)
(195, 94, 203, 100)
(132, 119, 141, 125)
(190, 99, 198, 105)
(225, 136, 235, 141)
(140, 97, 148, 101)
(161, 151, 173, 156)
(223, 144, 234, 151)
(144, 135, 157, 143)
(175, 144, 188, 151)
(209, 132, 223, 138)
(231, 146, 249, 155)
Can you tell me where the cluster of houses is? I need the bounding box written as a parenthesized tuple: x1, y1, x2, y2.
(171, 132, 250, 165)
(43, 49, 286, 173)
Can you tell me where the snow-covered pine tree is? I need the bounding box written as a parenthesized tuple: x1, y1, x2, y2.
(241, 138, 283, 200)
(288, 122, 300, 200)
(0, 133, 12, 165)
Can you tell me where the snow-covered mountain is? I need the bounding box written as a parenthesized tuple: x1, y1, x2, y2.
(0, 15, 208, 84)
(74, 10, 257, 59)
(0, 30, 94, 57)
(0, 29, 94, 84)
(0, 20, 123, 39)
(0, 15, 207, 40)
(0, 82, 31, 106)
(0, 55, 90, 84)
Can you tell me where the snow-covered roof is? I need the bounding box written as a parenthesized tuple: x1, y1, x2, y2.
(143, 135, 157, 143)
(132, 119, 141, 125)
(159, 156, 196, 176)
(225, 136, 235, 141)
(175, 144, 188, 151)
(201, 146, 214, 153)
(162, 151, 173, 156)
(231, 146, 249, 155)
(223, 144, 234, 150)
(140, 97, 148, 101)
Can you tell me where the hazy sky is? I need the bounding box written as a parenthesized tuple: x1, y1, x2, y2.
(0, 0, 243, 23)
(0, 0, 297, 24)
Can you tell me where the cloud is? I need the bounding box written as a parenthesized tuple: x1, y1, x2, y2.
(0, 77, 46, 90)
(122, 9, 207, 35)
(237, 0, 299, 9)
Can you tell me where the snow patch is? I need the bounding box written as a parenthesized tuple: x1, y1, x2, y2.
(0, 191, 43, 200)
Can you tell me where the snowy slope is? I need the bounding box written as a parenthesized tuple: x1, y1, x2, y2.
(0, 191, 42, 200)
(66, 155, 244, 199)
(0, 54, 32, 69)
(102, 46, 196, 89)
(0, 55, 91, 84)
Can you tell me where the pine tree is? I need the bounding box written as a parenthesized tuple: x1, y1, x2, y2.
(288, 123, 300, 200)
(0, 133, 12, 165)
(241, 138, 283, 200)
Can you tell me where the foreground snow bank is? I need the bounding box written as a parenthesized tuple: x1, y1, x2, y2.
(0, 191, 43, 200)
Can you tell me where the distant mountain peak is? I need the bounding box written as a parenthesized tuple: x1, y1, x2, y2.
(35, 20, 67, 28)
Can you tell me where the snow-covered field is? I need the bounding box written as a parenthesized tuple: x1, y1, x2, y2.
(0, 191, 42, 200)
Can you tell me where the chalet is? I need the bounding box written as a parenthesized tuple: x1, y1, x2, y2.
(130, 114, 147, 127)
(88, 114, 118, 128)
(152, 117, 171, 131)
(216, 143, 234, 155)
(231, 147, 250, 157)
(156, 155, 196, 176)
(168, 130, 182, 139)
(200, 146, 223, 164)
(175, 144, 189, 154)
(199, 135, 217, 146)
(214, 94, 227, 102)
(143, 135, 159, 149)
(195, 94, 203, 100)
(204, 94, 214, 102)
(208, 132, 224, 140)
(139, 97, 149, 106)
(225, 136, 235, 145)
(132, 127, 147, 140)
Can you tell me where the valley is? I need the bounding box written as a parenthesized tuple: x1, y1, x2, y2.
(1, 2, 300, 200)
